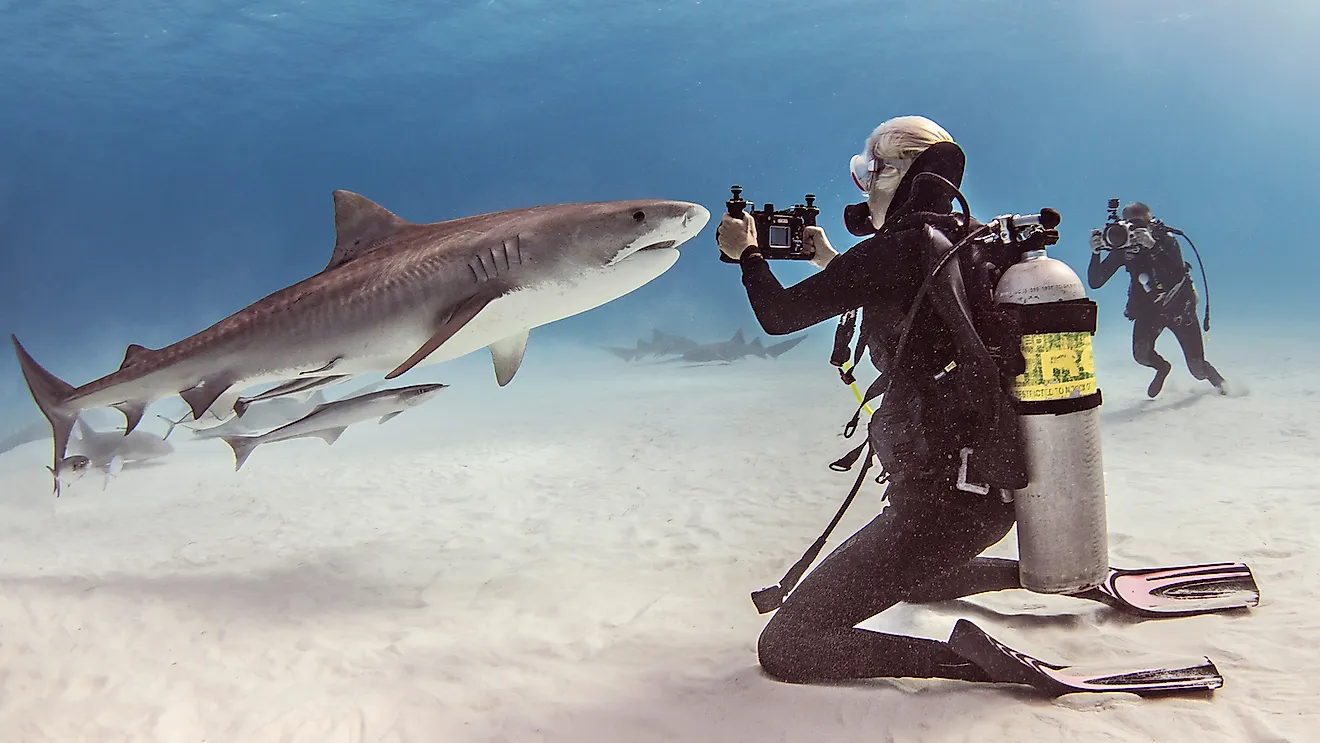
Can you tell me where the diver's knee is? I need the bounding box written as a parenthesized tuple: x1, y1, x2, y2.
(757, 615, 813, 683)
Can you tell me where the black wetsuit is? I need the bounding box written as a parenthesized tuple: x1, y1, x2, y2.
(734, 143, 1033, 684)
(1088, 224, 1224, 397)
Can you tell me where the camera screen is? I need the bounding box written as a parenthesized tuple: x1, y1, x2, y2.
(769, 225, 791, 248)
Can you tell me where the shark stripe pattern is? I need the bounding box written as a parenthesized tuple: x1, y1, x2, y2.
(12, 190, 709, 494)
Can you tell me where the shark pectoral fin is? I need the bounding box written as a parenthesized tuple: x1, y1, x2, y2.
(385, 294, 495, 380)
(489, 330, 530, 387)
(316, 426, 349, 445)
(220, 435, 260, 471)
(326, 191, 411, 271)
(114, 402, 147, 435)
(379, 411, 402, 425)
(181, 377, 233, 421)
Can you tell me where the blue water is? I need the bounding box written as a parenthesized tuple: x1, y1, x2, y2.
(1, 0, 1316, 418)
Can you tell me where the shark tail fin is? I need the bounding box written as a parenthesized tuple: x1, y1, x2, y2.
(157, 413, 188, 440)
(11, 335, 79, 496)
(220, 435, 261, 472)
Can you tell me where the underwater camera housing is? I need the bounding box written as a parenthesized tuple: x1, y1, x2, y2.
(718, 185, 819, 262)
(1101, 197, 1140, 251)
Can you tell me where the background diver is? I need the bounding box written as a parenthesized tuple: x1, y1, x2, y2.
(1088, 201, 1226, 398)
(714, 115, 1256, 695)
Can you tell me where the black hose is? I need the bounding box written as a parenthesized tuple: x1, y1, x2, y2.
(1165, 227, 1212, 332)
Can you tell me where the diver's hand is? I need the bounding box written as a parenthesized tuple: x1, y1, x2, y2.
(716, 213, 758, 262)
(1089, 229, 1104, 255)
(803, 226, 838, 269)
(1130, 226, 1156, 249)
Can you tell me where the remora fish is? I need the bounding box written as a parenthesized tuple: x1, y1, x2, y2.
(193, 380, 386, 439)
(54, 418, 174, 488)
(11, 192, 709, 493)
(221, 383, 447, 471)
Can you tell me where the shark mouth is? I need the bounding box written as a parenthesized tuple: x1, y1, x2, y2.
(608, 239, 678, 267)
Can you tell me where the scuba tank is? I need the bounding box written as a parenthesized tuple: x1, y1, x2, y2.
(993, 246, 1109, 594)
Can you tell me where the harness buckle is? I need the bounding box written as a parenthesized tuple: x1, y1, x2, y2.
(956, 447, 991, 495)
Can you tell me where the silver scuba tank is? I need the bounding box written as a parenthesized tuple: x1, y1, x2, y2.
(994, 248, 1110, 594)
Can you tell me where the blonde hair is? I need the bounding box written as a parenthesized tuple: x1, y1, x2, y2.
(865, 115, 954, 162)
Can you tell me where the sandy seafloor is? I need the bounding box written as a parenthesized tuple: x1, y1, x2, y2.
(0, 321, 1315, 742)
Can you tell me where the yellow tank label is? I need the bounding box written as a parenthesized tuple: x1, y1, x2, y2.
(1013, 332, 1097, 401)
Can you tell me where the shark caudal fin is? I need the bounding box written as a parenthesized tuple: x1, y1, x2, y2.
(10, 335, 79, 496)
(157, 412, 190, 440)
(220, 435, 261, 472)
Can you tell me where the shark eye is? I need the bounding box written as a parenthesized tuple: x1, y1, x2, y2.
(632, 211, 645, 222)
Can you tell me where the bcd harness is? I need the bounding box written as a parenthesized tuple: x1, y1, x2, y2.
(751, 204, 1067, 615)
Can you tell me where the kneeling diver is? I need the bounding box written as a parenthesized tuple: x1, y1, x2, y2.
(715, 115, 1257, 695)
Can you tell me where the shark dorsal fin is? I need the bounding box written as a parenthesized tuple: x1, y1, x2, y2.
(751, 337, 763, 348)
(732, 329, 744, 343)
(119, 344, 153, 370)
(326, 190, 411, 271)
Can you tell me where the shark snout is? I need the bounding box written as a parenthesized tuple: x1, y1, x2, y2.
(677, 202, 711, 241)
(618, 201, 710, 262)
(403, 383, 450, 405)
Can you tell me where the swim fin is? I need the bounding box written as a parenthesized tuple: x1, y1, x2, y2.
(1083, 562, 1260, 618)
(948, 619, 1223, 697)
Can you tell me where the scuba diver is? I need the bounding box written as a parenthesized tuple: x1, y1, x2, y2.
(714, 116, 1255, 694)
(1088, 202, 1225, 398)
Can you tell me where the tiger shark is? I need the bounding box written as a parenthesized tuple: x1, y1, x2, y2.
(12, 191, 710, 494)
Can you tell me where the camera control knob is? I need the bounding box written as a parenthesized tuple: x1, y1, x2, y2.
(727, 185, 747, 217)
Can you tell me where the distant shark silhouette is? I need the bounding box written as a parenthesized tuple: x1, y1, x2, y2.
(671, 329, 807, 363)
(605, 329, 807, 364)
(602, 329, 699, 361)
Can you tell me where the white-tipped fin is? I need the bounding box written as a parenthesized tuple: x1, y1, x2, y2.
(114, 402, 147, 435)
(489, 330, 530, 387)
(180, 377, 233, 421)
(315, 426, 348, 445)
(221, 435, 261, 472)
